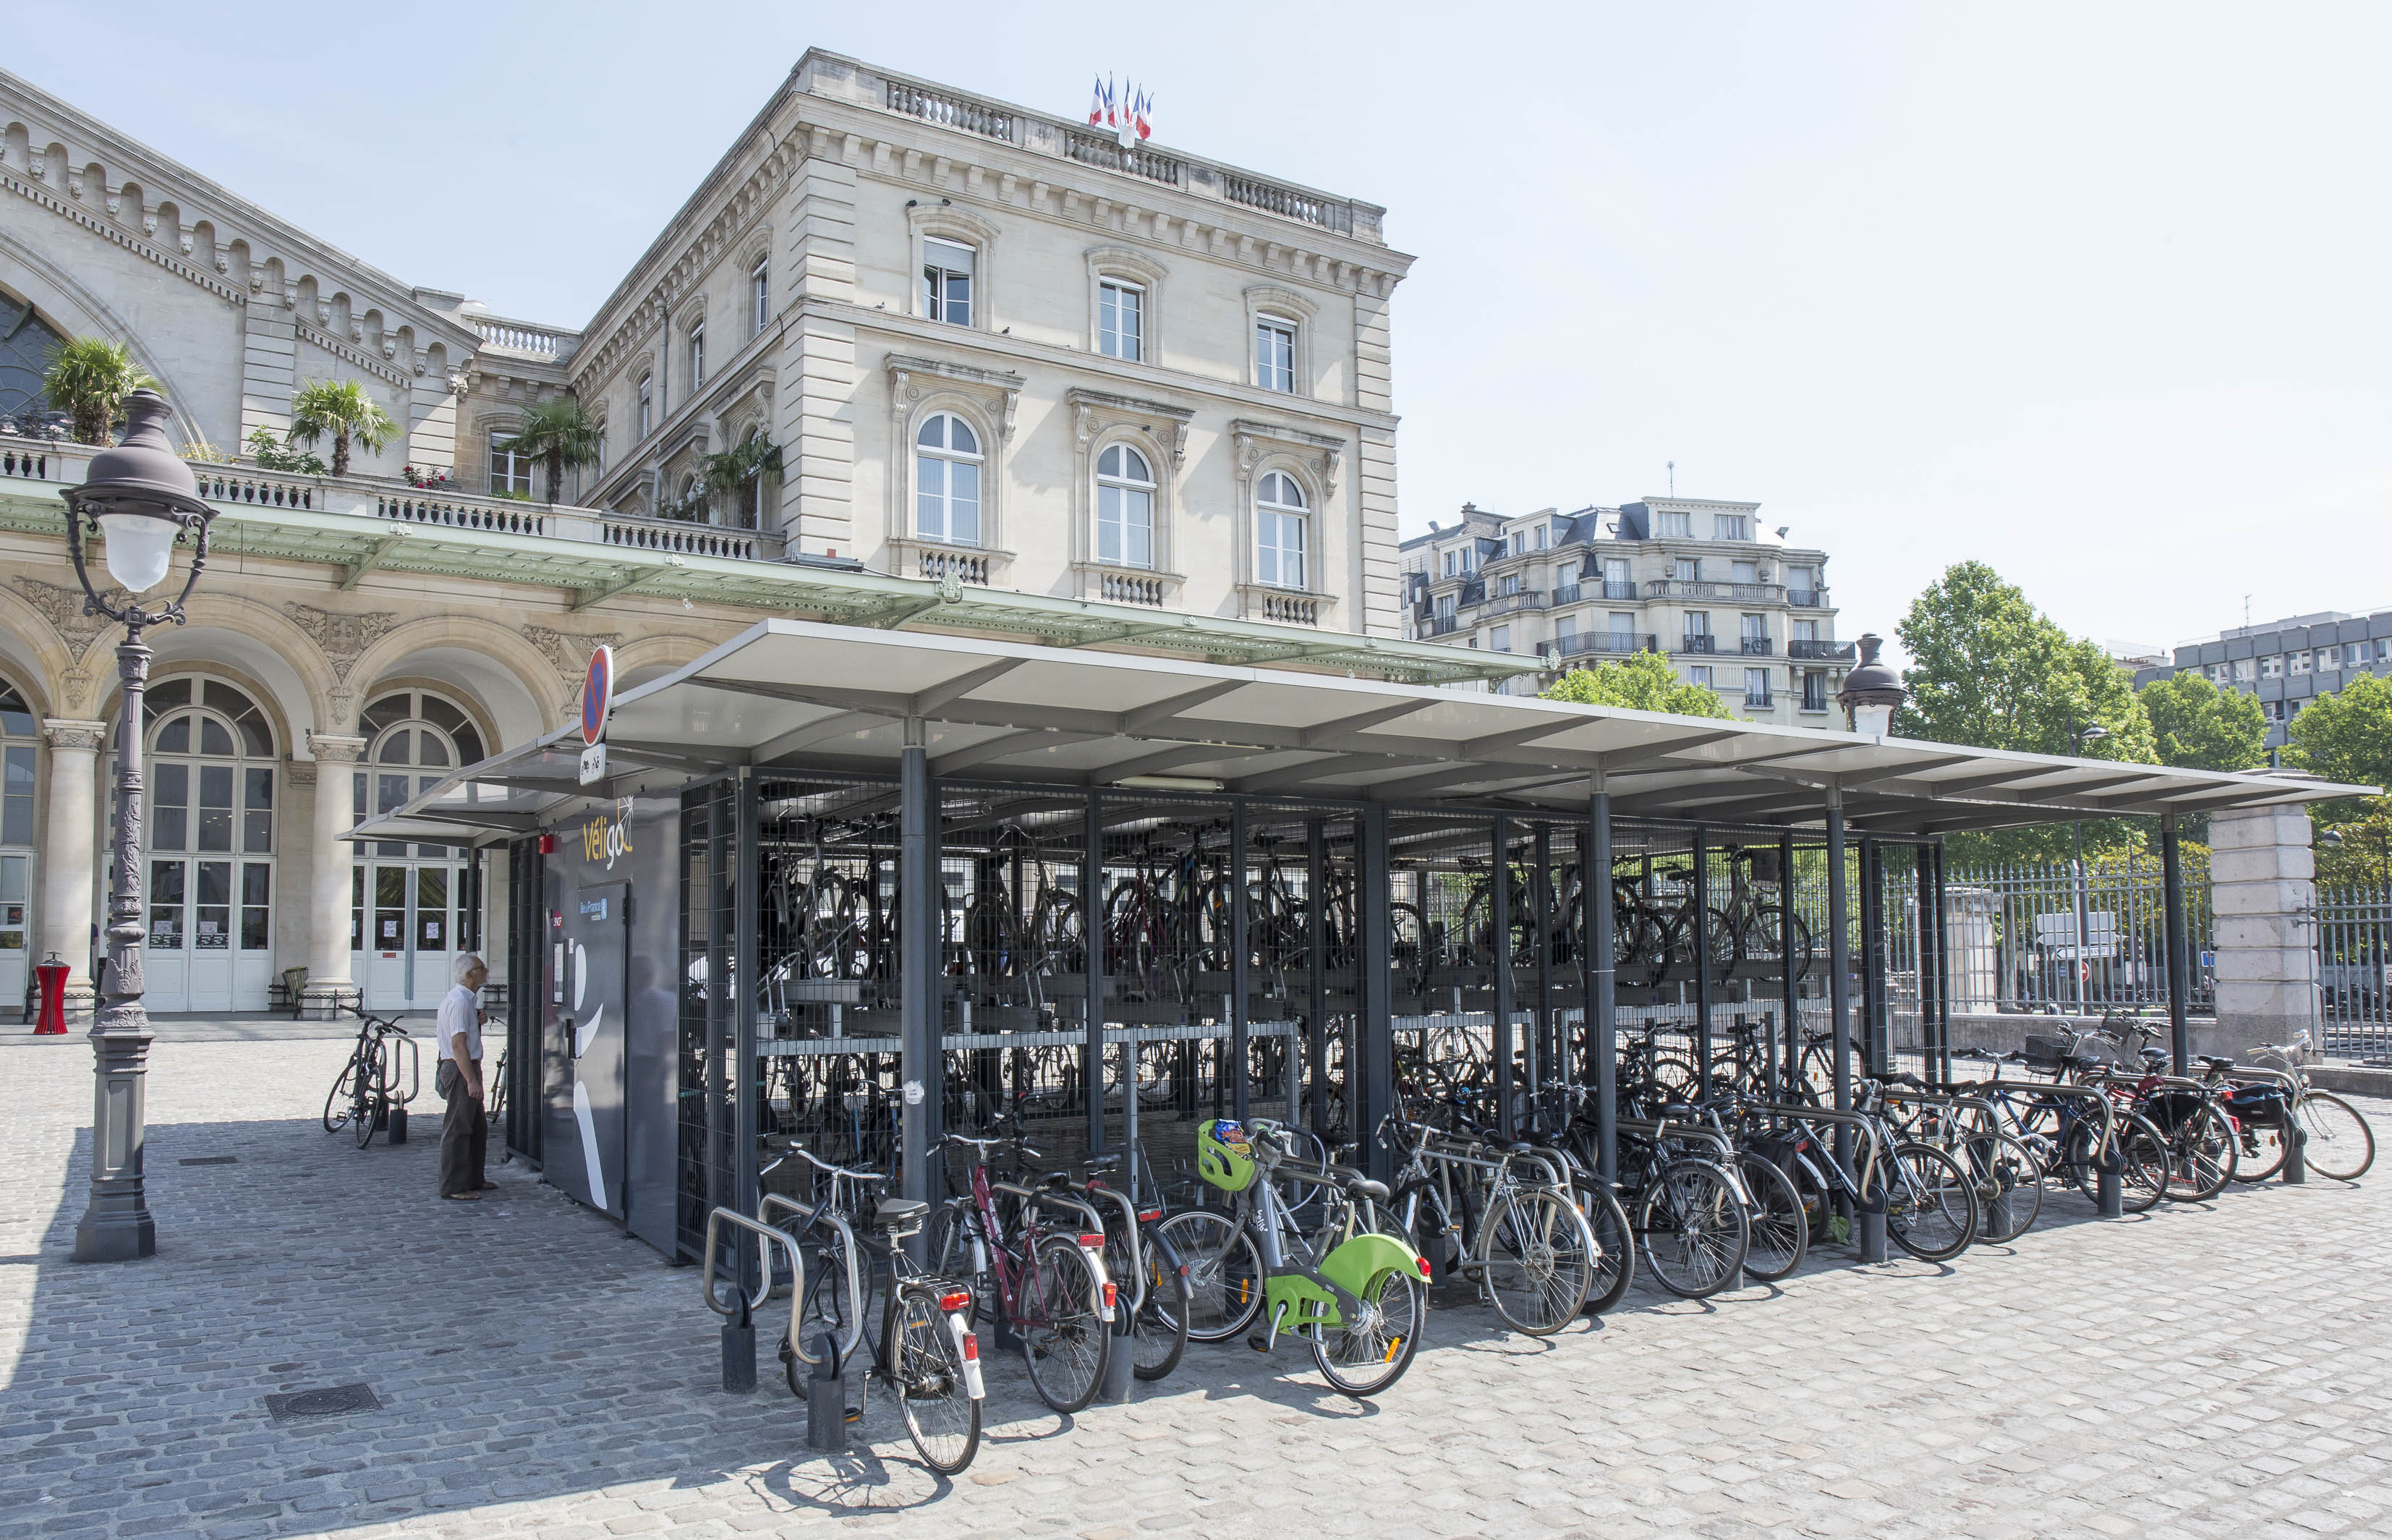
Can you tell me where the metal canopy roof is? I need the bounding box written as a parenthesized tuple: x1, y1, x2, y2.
(352, 618, 2370, 847)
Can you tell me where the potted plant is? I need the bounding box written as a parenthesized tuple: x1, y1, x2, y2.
(41, 336, 156, 444)
(506, 396, 602, 504)
(287, 378, 398, 477)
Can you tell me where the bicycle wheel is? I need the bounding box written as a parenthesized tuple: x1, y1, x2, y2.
(2116, 1113, 2168, 1213)
(1960, 1131, 2040, 1243)
(2291, 1092, 2374, 1181)
(890, 1286, 979, 1476)
(1580, 1184, 1636, 1314)
(323, 1058, 358, 1133)
(1884, 1142, 1976, 1262)
(1479, 1187, 1593, 1335)
(1734, 1153, 1808, 1282)
(1019, 1234, 1110, 1414)
(2163, 1102, 2239, 1201)
(1152, 1208, 1264, 1342)
(1310, 1264, 1426, 1398)
(2230, 1117, 2291, 1183)
(1637, 1159, 1748, 1298)
(352, 1044, 384, 1149)
(1112, 1224, 1190, 1382)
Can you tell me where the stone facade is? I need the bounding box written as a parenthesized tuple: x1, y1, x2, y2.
(0, 51, 1460, 1024)
(2208, 802, 2322, 1056)
(1398, 498, 1846, 722)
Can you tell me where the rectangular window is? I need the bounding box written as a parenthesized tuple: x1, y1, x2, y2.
(1490, 625, 1511, 653)
(152, 762, 188, 851)
(1674, 558, 1698, 582)
(2233, 658, 2255, 682)
(197, 765, 234, 853)
(2290, 651, 2310, 674)
(1256, 507, 1307, 590)
(1792, 618, 1818, 642)
(1745, 667, 1771, 704)
(1435, 594, 1455, 621)
(488, 431, 532, 498)
(1, 744, 30, 846)
(1731, 560, 1758, 584)
(1099, 281, 1144, 361)
(1802, 671, 1829, 711)
(1609, 612, 1635, 638)
(2349, 644, 2367, 668)
(752, 258, 770, 334)
(148, 859, 184, 950)
(2262, 656, 2283, 677)
(1444, 551, 1457, 577)
(1502, 574, 1520, 595)
(1555, 614, 1577, 642)
(194, 860, 231, 950)
(1685, 611, 1711, 639)
(1256, 318, 1296, 391)
(1690, 665, 1713, 688)
(637, 376, 653, 438)
(350, 865, 364, 951)
(1714, 514, 1749, 540)
(687, 323, 705, 390)
(1740, 613, 1766, 645)
(1656, 511, 1692, 538)
(924, 239, 975, 326)
(240, 862, 270, 950)
(1788, 566, 1816, 603)
(1535, 526, 1549, 550)
(243, 767, 273, 854)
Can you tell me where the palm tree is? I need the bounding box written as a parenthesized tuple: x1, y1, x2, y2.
(42, 337, 156, 445)
(507, 396, 603, 504)
(287, 378, 399, 477)
(702, 430, 784, 528)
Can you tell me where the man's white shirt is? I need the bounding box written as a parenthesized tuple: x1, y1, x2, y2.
(436, 984, 482, 1065)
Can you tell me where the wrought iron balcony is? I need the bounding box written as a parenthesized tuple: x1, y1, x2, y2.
(1679, 634, 1718, 655)
(1744, 692, 1775, 710)
(1740, 637, 1774, 656)
(1647, 579, 1787, 603)
(1549, 583, 1583, 606)
(1555, 631, 1656, 658)
(1476, 589, 1547, 620)
(1789, 639, 1857, 661)
(1787, 588, 1831, 608)
(1601, 580, 1639, 600)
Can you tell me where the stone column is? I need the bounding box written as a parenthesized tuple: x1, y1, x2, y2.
(2210, 803, 2319, 1058)
(38, 720, 106, 1029)
(299, 735, 365, 1018)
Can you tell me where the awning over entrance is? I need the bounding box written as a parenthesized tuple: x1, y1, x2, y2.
(351, 618, 2370, 846)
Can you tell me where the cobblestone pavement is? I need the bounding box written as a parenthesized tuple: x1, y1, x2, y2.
(4, 1036, 2388, 1540)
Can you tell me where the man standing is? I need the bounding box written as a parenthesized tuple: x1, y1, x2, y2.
(437, 953, 494, 1201)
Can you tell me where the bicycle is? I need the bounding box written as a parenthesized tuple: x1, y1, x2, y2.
(929, 1133, 1118, 1413)
(1384, 1117, 1598, 1335)
(323, 1005, 411, 1150)
(2202, 1042, 2375, 1183)
(1156, 1118, 1430, 1398)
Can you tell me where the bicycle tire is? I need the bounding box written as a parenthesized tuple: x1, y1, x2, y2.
(2116, 1113, 2169, 1212)
(1637, 1158, 1748, 1298)
(1310, 1264, 1426, 1398)
(1128, 1225, 1191, 1381)
(1734, 1152, 1808, 1282)
(1019, 1233, 1110, 1414)
(1152, 1207, 1265, 1342)
(2163, 1102, 2238, 1200)
(890, 1285, 980, 1476)
(323, 1060, 357, 1133)
(1884, 1141, 1976, 1262)
(1488, 1186, 1596, 1333)
(2295, 1092, 2376, 1181)
(352, 1042, 384, 1149)
(2229, 1119, 2290, 1183)
(1580, 1184, 1636, 1313)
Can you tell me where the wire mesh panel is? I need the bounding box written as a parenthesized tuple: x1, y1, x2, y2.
(676, 779, 737, 1262)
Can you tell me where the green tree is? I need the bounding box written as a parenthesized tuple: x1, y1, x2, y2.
(1895, 561, 2155, 864)
(1543, 651, 1731, 718)
(286, 378, 397, 477)
(2315, 799, 2392, 890)
(2138, 671, 2268, 772)
(702, 430, 783, 523)
(2287, 674, 2392, 823)
(41, 336, 156, 444)
(508, 396, 604, 504)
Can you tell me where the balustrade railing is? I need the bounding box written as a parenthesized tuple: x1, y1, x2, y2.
(1258, 590, 1319, 626)
(1647, 579, 1787, 603)
(376, 490, 544, 535)
(1740, 637, 1774, 656)
(1789, 588, 1830, 608)
(885, 80, 1016, 142)
(1555, 631, 1656, 658)
(1102, 570, 1167, 607)
(1220, 174, 1355, 234)
(919, 548, 991, 586)
(1065, 132, 1183, 185)
(1549, 583, 1582, 606)
(1789, 639, 1856, 660)
(469, 318, 572, 357)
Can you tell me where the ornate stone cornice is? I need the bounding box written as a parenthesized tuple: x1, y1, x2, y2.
(522, 624, 625, 682)
(888, 354, 1026, 441)
(41, 718, 106, 752)
(14, 576, 115, 655)
(282, 603, 399, 683)
(1069, 386, 1195, 467)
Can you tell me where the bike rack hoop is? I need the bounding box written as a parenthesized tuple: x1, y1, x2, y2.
(702, 1207, 816, 1366)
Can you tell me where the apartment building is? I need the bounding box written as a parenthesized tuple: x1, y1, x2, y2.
(1398, 496, 1850, 723)
(2133, 607, 2392, 749)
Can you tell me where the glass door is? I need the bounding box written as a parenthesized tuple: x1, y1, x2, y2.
(187, 857, 234, 1010)
(409, 865, 451, 1003)
(357, 858, 468, 1012)
(0, 852, 27, 1015)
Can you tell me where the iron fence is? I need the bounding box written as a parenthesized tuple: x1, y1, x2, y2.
(2315, 885, 2392, 1060)
(1933, 859, 2214, 1018)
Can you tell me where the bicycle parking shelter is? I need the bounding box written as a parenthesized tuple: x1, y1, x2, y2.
(352, 617, 2357, 1267)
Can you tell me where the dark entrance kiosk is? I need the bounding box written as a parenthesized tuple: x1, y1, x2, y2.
(356, 618, 2351, 1378)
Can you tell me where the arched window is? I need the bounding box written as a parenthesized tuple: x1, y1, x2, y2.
(1097, 444, 1155, 569)
(137, 678, 278, 1006)
(915, 413, 982, 545)
(1256, 471, 1308, 590)
(352, 689, 485, 1008)
(1, 292, 69, 425)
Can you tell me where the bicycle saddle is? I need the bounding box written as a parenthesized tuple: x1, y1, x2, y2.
(1884, 1071, 1925, 1090)
(1081, 1153, 1123, 1172)
(2137, 1047, 2168, 1065)
(873, 1198, 929, 1229)
(2199, 1054, 2234, 1070)
(1342, 1175, 1391, 1201)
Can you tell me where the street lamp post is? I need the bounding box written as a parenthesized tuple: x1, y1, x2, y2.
(59, 388, 216, 1264)
(2064, 717, 2110, 1013)
(1836, 633, 1905, 739)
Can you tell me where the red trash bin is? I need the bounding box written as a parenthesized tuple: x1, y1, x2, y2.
(35, 956, 70, 1034)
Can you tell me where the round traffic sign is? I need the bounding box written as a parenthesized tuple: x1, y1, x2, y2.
(582, 646, 613, 746)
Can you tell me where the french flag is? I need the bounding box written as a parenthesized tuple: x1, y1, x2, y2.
(1131, 87, 1153, 140)
(1089, 74, 1107, 127)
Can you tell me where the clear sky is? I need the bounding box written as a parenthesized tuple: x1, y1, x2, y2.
(17, 2, 2388, 655)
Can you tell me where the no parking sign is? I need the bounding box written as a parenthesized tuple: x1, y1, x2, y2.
(578, 645, 613, 786)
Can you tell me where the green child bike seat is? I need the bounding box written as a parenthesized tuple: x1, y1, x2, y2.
(1196, 1118, 1258, 1194)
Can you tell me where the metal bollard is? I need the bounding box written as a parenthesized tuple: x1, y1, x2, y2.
(386, 1103, 407, 1145)
(2095, 1164, 2123, 1217)
(1856, 1209, 1887, 1263)
(1099, 1315, 1136, 1403)
(2282, 1120, 2307, 1185)
(1986, 1189, 2014, 1241)
(805, 1332, 846, 1451)
(722, 1320, 756, 1393)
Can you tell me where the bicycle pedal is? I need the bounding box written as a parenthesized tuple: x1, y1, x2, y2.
(1246, 1332, 1272, 1353)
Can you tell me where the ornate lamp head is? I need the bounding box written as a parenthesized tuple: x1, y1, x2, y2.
(59, 388, 215, 628)
(1837, 632, 1906, 739)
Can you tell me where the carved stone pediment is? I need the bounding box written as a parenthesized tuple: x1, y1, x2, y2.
(284, 603, 399, 681)
(15, 577, 116, 656)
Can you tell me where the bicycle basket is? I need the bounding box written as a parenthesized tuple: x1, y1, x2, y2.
(1195, 1119, 1258, 1194)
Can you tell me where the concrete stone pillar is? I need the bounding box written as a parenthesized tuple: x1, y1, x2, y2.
(2209, 804, 2319, 1057)
(38, 720, 106, 1028)
(299, 735, 365, 1018)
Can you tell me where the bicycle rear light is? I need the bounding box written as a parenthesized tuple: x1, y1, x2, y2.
(1138, 1207, 1162, 1222)
(1079, 1233, 1106, 1248)
(960, 1332, 979, 1361)
(1416, 1256, 1434, 1279)
(938, 1290, 970, 1311)
(1102, 1281, 1118, 1311)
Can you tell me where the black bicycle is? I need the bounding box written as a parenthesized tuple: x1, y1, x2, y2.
(323, 1005, 411, 1149)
